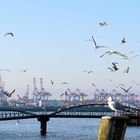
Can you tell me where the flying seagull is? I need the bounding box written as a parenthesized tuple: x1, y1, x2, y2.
(123, 67, 129, 73)
(91, 36, 106, 49)
(4, 32, 14, 37)
(107, 96, 131, 115)
(84, 70, 94, 74)
(99, 22, 107, 27)
(120, 86, 132, 93)
(16, 119, 20, 126)
(108, 62, 119, 72)
(62, 82, 68, 85)
(100, 50, 128, 58)
(19, 69, 26, 72)
(50, 80, 54, 85)
(60, 93, 64, 97)
(91, 83, 96, 87)
(112, 62, 119, 71)
(121, 38, 126, 44)
(1, 89, 15, 97)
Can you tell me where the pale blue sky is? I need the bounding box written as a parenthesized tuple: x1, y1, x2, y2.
(0, 1, 140, 99)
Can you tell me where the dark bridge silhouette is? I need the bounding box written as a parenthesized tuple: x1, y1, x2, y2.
(0, 103, 140, 135)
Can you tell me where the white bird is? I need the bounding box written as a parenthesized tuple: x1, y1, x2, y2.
(107, 97, 130, 115)
(100, 50, 128, 58)
(91, 36, 106, 49)
(62, 82, 68, 85)
(123, 67, 129, 73)
(16, 119, 20, 125)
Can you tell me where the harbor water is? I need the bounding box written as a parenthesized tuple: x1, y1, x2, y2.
(0, 118, 139, 140)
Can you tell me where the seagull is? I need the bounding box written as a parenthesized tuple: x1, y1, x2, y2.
(88, 71, 94, 74)
(99, 22, 107, 27)
(108, 67, 115, 72)
(91, 83, 96, 87)
(84, 70, 94, 74)
(100, 50, 128, 58)
(4, 32, 14, 37)
(62, 82, 68, 85)
(123, 67, 129, 73)
(108, 62, 119, 72)
(107, 96, 131, 115)
(19, 69, 26, 72)
(120, 86, 132, 93)
(1, 89, 15, 97)
(60, 93, 64, 97)
(121, 38, 126, 44)
(16, 119, 20, 125)
(50, 80, 54, 85)
(91, 36, 106, 49)
(112, 62, 119, 71)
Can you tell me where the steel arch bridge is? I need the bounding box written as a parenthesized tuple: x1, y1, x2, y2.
(48, 103, 140, 118)
(48, 103, 113, 118)
(0, 103, 140, 121)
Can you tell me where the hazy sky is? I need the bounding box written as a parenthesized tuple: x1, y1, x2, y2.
(0, 1, 140, 99)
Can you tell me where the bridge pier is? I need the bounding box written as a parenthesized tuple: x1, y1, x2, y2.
(38, 115, 50, 136)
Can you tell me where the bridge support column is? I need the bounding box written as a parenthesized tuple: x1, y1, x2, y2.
(98, 116, 128, 140)
(38, 115, 50, 136)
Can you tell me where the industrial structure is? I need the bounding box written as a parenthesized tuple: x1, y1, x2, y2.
(32, 78, 51, 102)
(61, 88, 87, 102)
(0, 76, 8, 105)
(0, 75, 140, 109)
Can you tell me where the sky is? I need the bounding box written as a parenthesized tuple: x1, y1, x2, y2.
(0, 0, 140, 99)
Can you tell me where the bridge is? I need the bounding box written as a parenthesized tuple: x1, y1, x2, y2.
(0, 103, 140, 135)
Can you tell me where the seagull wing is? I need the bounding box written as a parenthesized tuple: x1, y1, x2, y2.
(112, 63, 119, 71)
(108, 67, 114, 72)
(113, 101, 127, 111)
(1, 91, 9, 96)
(88, 71, 93, 73)
(123, 67, 129, 73)
(9, 89, 15, 96)
(91, 36, 97, 46)
(4, 32, 14, 37)
(113, 51, 128, 58)
(100, 52, 107, 58)
(120, 87, 127, 92)
(95, 45, 106, 49)
(62, 82, 68, 85)
(127, 86, 132, 92)
(17, 94, 22, 99)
